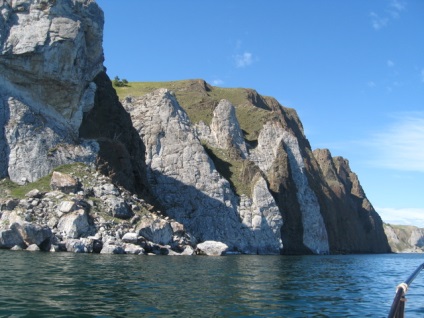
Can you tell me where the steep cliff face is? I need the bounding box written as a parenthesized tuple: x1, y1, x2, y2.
(313, 149, 390, 253)
(384, 224, 424, 253)
(0, 0, 103, 183)
(123, 90, 283, 254)
(0, 1, 390, 255)
(117, 81, 391, 254)
(0, 0, 148, 195)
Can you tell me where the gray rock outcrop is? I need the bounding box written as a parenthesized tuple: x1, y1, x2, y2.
(196, 99, 248, 159)
(0, 0, 103, 183)
(0, 167, 200, 255)
(124, 89, 284, 254)
(0, 0, 391, 256)
(196, 241, 229, 256)
(250, 121, 329, 254)
(384, 224, 424, 253)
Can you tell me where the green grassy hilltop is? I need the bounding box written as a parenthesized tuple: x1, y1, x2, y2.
(113, 79, 281, 142)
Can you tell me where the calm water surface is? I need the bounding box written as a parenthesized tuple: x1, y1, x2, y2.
(0, 251, 423, 317)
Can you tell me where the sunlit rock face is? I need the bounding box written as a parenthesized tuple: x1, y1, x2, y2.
(123, 89, 283, 254)
(250, 121, 329, 254)
(0, 0, 104, 183)
(0, 0, 104, 129)
(196, 99, 248, 159)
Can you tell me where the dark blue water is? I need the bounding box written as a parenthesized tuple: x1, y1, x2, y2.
(0, 251, 423, 317)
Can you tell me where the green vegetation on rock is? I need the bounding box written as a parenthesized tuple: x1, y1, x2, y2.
(0, 163, 90, 199)
(113, 79, 273, 141)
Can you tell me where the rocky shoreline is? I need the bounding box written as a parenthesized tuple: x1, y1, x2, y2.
(0, 0, 392, 255)
(0, 164, 229, 256)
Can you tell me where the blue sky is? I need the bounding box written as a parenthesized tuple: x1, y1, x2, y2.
(96, 0, 424, 226)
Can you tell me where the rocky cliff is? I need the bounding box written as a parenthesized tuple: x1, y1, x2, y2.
(119, 81, 390, 254)
(384, 224, 424, 253)
(0, 0, 391, 255)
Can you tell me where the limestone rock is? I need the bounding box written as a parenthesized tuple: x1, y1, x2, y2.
(93, 183, 120, 197)
(384, 224, 424, 253)
(103, 196, 133, 220)
(50, 171, 79, 194)
(123, 243, 144, 255)
(196, 241, 229, 256)
(137, 217, 173, 246)
(250, 121, 329, 254)
(122, 232, 138, 244)
(0, 228, 24, 248)
(26, 244, 40, 252)
(58, 201, 77, 214)
(25, 189, 42, 199)
(100, 242, 125, 254)
(196, 99, 248, 159)
(0, 0, 104, 131)
(239, 175, 283, 254)
(10, 222, 52, 251)
(65, 238, 97, 253)
(0, 0, 102, 183)
(57, 209, 91, 239)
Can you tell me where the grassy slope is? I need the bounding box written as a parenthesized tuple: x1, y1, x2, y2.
(114, 79, 272, 142)
(114, 79, 280, 197)
(0, 163, 89, 199)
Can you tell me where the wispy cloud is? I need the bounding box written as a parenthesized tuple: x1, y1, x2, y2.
(388, 0, 406, 18)
(370, 0, 406, 30)
(365, 112, 424, 172)
(235, 52, 253, 68)
(367, 81, 377, 88)
(212, 79, 224, 86)
(370, 12, 389, 30)
(387, 59, 395, 67)
(377, 206, 424, 227)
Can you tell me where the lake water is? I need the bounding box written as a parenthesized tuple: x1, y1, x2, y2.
(0, 251, 423, 317)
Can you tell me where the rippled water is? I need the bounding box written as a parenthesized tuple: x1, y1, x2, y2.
(0, 251, 423, 317)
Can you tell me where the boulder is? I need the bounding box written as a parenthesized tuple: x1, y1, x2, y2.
(123, 243, 144, 255)
(100, 242, 125, 254)
(57, 209, 91, 239)
(1, 199, 19, 211)
(196, 241, 229, 256)
(180, 245, 195, 256)
(26, 244, 40, 252)
(65, 238, 96, 253)
(93, 183, 120, 197)
(10, 222, 52, 251)
(25, 189, 42, 199)
(122, 232, 138, 244)
(137, 217, 173, 246)
(104, 196, 133, 220)
(50, 172, 80, 194)
(0, 228, 24, 249)
(58, 201, 77, 214)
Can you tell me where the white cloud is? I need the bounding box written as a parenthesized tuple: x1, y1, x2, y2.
(370, 12, 388, 30)
(367, 81, 376, 88)
(388, 0, 406, 18)
(235, 52, 253, 68)
(212, 79, 224, 86)
(376, 207, 424, 227)
(387, 59, 395, 67)
(370, 0, 406, 30)
(365, 112, 424, 172)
